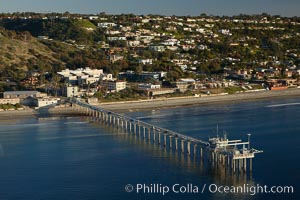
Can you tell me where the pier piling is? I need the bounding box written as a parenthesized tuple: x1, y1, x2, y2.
(71, 99, 262, 176)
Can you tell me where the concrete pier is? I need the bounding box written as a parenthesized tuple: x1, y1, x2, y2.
(175, 138, 178, 150)
(138, 125, 141, 137)
(134, 123, 136, 134)
(200, 148, 203, 159)
(71, 99, 262, 176)
(158, 132, 161, 145)
(148, 128, 151, 141)
(169, 136, 173, 149)
(193, 144, 197, 157)
(187, 141, 191, 155)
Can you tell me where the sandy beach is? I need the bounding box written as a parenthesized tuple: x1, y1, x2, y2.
(0, 88, 299, 120)
(98, 88, 300, 112)
(0, 107, 83, 120)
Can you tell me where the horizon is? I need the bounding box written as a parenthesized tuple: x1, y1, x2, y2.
(0, 11, 299, 18)
(0, 0, 299, 17)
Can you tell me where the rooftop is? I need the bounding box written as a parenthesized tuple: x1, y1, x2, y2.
(3, 91, 39, 95)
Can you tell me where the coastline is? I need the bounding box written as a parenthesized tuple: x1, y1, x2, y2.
(97, 88, 300, 112)
(0, 107, 83, 121)
(0, 88, 299, 120)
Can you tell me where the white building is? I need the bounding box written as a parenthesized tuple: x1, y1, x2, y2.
(62, 86, 80, 97)
(89, 16, 98, 20)
(197, 44, 208, 50)
(101, 80, 126, 92)
(127, 40, 141, 47)
(138, 83, 161, 90)
(3, 91, 44, 99)
(161, 38, 180, 46)
(149, 45, 165, 52)
(196, 28, 206, 33)
(0, 98, 20, 105)
(98, 22, 117, 28)
(33, 97, 60, 108)
(57, 68, 107, 85)
(107, 37, 127, 41)
(106, 30, 121, 35)
(139, 59, 153, 65)
(219, 29, 232, 36)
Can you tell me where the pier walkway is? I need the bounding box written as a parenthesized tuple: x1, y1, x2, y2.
(70, 98, 262, 174)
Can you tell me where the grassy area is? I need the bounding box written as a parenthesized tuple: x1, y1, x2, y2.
(252, 84, 264, 90)
(0, 103, 23, 110)
(0, 35, 64, 69)
(95, 84, 266, 103)
(73, 19, 97, 29)
(94, 89, 148, 103)
(224, 86, 244, 94)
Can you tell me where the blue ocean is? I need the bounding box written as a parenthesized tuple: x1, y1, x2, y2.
(0, 97, 299, 200)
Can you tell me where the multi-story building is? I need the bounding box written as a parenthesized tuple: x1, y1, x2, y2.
(0, 98, 20, 105)
(138, 83, 161, 90)
(62, 86, 80, 97)
(101, 80, 126, 92)
(3, 91, 43, 99)
(57, 68, 113, 85)
(118, 71, 167, 81)
(33, 97, 60, 108)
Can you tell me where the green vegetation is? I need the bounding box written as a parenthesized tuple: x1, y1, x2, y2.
(224, 86, 244, 94)
(73, 19, 96, 29)
(0, 103, 22, 110)
(95, 88, 148, 102)
(0, 12, 299, 94)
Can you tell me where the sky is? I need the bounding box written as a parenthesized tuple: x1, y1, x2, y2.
(0, 0, 299, 17)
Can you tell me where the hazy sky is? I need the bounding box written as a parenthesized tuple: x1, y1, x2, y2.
(0, 0, 299, 16)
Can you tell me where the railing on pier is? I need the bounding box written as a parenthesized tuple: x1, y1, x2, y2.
(71, 98, 210, 146)
(69, 98, 262, 174)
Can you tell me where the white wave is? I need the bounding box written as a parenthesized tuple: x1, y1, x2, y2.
(63, 122, 88, 125)
(136, 114, 171, 120)
(265, 102, 300, 108)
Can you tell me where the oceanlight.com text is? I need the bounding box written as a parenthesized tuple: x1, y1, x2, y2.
(125, 183, 294, 196)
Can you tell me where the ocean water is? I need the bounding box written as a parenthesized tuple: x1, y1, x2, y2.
(0, 97, 299, 200)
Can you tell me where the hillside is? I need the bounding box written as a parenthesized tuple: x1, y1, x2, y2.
(0, 29, 67, 78)
(0, 35, 64, 69)
(0, 27, 108, 84)
(0, 13, 299, 92)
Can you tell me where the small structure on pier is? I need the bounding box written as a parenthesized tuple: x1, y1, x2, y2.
(208, 133, 263, 172)
(69, 98, 263, 175)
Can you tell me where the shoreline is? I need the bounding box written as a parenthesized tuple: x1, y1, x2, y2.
(0, 88, 299, 120)
(0, 107, 84, 121)
(97, 88, 300, 112)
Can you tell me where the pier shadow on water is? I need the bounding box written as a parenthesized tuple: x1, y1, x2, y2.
(85, 116, 255, 187)
(34, 104, 55, 118)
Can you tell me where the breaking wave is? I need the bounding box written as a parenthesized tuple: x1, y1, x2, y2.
(265, 102, 300, 108)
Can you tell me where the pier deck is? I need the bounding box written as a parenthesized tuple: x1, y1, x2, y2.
(70, 98, 263, 174)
